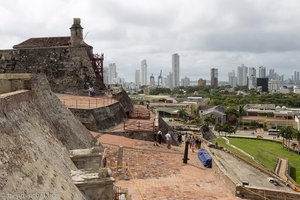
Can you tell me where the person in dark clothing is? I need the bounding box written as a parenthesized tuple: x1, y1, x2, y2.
(153, 131, 158, 146)
(177, 134, 182, 144)
(157, 130, 163, 144)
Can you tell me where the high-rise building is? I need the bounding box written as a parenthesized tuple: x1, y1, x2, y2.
(228, 70, 236, 88)
(257, 78, 269, 93)
(140, 59, 147, 85)
(248, 67, 256, 89)
(269, 69, 275, 80)
(294, 71, 300, 84)
(103, 67, 109, 84)
(181, 77, 190, 87)
(109, 63, 117, 84)
(166, 72, 173, 89)
(172, 53, 180, 87)
(237, 64, 248, 86)
(210, 68, 218, 89)
(135, 69, 140, 86)
(198, 78, 206, 87)
(258, 66, 266, 78)
(149, 74, 155, 87)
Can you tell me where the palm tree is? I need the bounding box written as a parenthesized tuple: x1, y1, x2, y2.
(177, 108, 187, 119)
(278, 127, 295, 150)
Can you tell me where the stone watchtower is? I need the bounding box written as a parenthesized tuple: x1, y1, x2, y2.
(70, 18, 83, 47)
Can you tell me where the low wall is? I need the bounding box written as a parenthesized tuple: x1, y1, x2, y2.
(0, 73, 32, 94)
(102, 131, 154, 142)
(112, 89, 133, 113)
(70, 102, 127, 131)
(236, 185, 300, 200)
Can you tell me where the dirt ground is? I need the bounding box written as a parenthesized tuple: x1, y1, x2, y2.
(97, 134, 240, 200)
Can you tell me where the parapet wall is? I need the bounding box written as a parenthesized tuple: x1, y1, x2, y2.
(0, 47, 95, 94)
(0, 73, 32, 94)
(70, 102, 127, 131)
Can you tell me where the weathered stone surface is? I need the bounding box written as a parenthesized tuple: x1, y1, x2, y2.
(0, 74, 102, 200)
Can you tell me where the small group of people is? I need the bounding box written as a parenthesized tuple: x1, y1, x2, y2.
(153, 129, 172, 149)
(186, 135, 202, 153)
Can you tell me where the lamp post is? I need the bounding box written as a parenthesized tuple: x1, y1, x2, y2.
(183, 141, 189, 164)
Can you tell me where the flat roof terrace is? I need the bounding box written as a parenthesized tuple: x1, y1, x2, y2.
(56, 94, 118, 109)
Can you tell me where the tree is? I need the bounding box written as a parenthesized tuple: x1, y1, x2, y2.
(177, 108, 188, 119)
(278, 127, 295, 150)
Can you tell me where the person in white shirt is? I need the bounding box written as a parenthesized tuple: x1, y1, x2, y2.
(165, 131, 171, 149)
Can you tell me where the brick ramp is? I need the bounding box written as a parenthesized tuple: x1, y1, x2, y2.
(93, 134, 240, 200)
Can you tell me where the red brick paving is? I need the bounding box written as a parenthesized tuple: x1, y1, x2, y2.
(94, 133, 240, 200)
(106, 105, 156, 132)
(56, 94, 118, 109)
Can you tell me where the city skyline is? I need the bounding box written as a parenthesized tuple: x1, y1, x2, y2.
(2, 0, 300, 81)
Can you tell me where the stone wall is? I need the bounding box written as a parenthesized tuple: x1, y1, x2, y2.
(70, 102, 127, 131)
(0, 74, 113, 200)
(236, 185, 300, 200)
(0, 47, 95, 94)
(113, 89, 134, 113)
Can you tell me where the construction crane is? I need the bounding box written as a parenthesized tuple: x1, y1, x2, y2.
(157, 70, 163, 87)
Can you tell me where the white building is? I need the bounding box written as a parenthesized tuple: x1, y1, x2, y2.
(103, 67, 109, 84)
(172, 53, 180, 88)
(181, 77, 190, 87)
(294, 85, 300, 94)
(248, 67, 256, 89)
(166, 72, 174, 89)
(109, 63, 117, 84)
(258, 66, 266, 78)
(228, 70, 237, 88)
(135, 69, 140, 86)
(268, 80, 283, 93)
(140, 59, 147, 86)
(237, 64, 248, 86)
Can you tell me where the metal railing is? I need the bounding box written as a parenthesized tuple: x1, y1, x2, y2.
(124, 120, 155, 132)
(113, 185, 129, 200)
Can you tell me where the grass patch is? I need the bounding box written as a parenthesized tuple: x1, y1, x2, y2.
(227, 137, 300, 184)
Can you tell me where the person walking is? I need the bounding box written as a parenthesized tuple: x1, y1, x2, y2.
(165, 131, 171, 149)
(157, 130, 163, 144)
(153, 131, 158, 146)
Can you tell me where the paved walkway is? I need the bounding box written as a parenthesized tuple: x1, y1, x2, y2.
(210, 148, 293, 192)
(95, 133, 240, 200)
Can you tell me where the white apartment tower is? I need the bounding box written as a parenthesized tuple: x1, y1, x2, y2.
(237, 64, 248, 86)
(135, 69, 140, 86)
(228, 70, 237, 88)
(109, 63, 117, 84)
(248, 67, 257, 89)
(181, 77, 190, 87)
(258, 66, 266, 78)
(103, 67, 109, 84)
(172, 53, 180, 88)
(140, 59, 147, 86)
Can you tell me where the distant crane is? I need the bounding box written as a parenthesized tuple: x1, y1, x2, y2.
(157, 70, 163, 87)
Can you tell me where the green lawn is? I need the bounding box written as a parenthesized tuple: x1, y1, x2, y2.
(215, 137, 300, 184)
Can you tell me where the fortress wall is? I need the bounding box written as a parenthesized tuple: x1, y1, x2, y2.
(0, 47, 95, 94)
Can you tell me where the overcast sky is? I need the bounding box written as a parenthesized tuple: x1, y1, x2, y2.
(1, 0, 300, 82)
